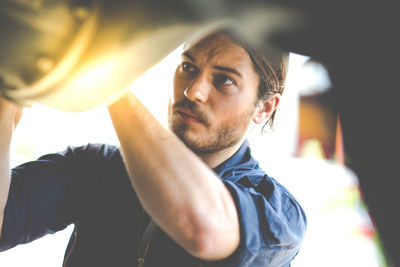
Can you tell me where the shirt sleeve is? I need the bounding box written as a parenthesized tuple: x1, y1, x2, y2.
(215, 175, 307, 267)
(0, 143, 120, 251)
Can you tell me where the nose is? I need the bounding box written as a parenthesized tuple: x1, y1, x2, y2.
(184, 74, 210, 103)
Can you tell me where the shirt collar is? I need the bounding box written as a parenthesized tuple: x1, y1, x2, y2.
(213, 139, 252, 175)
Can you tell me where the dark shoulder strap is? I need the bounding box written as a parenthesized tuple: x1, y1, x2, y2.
(139, 219, 158, 252)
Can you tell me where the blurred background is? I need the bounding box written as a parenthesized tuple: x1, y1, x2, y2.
(0, 46, 392, 267)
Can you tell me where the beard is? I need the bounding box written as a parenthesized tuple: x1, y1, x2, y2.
(168, 99, 253, 154)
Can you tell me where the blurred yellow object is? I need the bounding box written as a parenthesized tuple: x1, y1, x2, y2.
(0, 0, 223, 111)
(0, 0, 300, 111)
(298, 139, 326, 159)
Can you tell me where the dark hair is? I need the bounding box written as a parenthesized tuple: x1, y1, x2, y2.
(231, 37, 289, 131)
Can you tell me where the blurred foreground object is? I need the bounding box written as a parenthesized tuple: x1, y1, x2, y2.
(0, 0, 299, 111)
(269, 1, 399, 265)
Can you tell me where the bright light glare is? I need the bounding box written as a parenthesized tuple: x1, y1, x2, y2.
(72, 60, 117, 88)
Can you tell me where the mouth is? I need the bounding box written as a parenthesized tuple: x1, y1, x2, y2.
(176, 108, 203, 123)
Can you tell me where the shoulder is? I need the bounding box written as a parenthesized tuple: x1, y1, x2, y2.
(226, 171, 306, 231)
(55, 143, 127, 181)
(33, 143, 123, 168)
(56, 143, 120, 159)
(221, 171, 307, 266)
(11, 143, 127, 191)
(220, 154, 307, 246)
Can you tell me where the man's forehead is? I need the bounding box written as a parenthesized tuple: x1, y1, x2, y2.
(182, 33, 251, 66)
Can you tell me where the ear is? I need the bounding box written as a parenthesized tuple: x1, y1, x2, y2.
(252, 94, 281, 125)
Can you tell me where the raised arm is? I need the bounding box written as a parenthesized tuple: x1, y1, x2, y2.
(107, 92, 240, 261)
(0, 98, 22, 239)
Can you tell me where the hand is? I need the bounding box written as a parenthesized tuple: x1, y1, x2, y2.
(0, 97, 23, 131)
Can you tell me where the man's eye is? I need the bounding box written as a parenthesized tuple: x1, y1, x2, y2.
(215, 75, 235, 85)
(181, 62, 196, 72)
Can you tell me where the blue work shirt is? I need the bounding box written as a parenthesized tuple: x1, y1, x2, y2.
(0, 140, 306, 266)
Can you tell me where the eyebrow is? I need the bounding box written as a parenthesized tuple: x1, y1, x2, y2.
(182, 52, 195, 62)
(182, 51, 242, 78)
(213, 66, 242, 78)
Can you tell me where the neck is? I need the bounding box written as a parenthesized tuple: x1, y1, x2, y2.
(197, 139, 245, 169)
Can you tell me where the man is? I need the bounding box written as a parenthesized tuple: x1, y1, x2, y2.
(0, 31, 306, 266)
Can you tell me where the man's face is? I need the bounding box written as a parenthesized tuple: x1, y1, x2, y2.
(168, 33, 260, 153)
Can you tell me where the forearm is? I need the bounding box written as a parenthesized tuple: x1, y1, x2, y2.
(0, 123, 13, 239)
(108, 93, 239, 260)
(0, 98, 22, 239)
